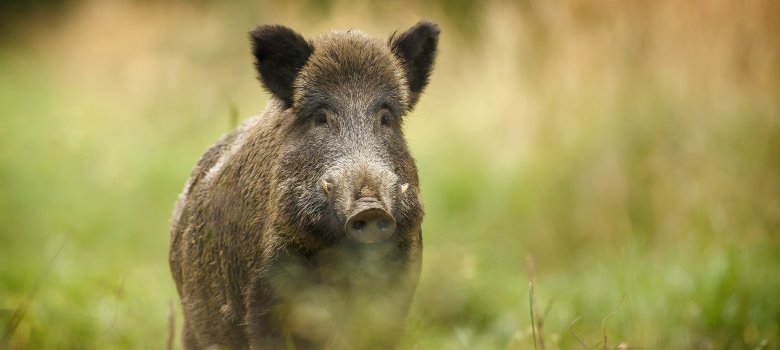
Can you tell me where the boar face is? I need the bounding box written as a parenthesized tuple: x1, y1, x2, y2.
(250, 22, 438, 246)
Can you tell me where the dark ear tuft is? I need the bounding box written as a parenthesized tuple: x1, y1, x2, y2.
(250, 25, 313, 107)
(389, 20, 440, 110)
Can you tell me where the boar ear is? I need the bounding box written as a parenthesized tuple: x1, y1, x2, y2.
(250, 25, 313, 107)
(389, 20, 440, 110)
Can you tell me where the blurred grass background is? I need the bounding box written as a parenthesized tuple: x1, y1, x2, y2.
(0, 0, 778, 348)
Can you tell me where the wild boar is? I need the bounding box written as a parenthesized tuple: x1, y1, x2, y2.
(169, 20, 439, 349)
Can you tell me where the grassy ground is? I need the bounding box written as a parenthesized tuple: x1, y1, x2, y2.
(1, 0, 778, 348)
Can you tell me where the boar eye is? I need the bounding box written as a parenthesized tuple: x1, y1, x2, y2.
(313, 111, 328, 126)
(380, 108, 392, 126)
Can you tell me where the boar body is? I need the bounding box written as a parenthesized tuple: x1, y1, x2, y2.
(170, 22, 439, 349)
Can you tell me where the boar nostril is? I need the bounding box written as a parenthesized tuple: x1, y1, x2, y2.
(377, 219, 391, 230)
(352, 219, 366, 231)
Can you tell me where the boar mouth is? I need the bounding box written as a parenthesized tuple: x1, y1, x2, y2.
(344, 197, 396, 244)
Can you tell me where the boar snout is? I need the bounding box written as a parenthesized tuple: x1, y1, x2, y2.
(345, 197, 396, 244)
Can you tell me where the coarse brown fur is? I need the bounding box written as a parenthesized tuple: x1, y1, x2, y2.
(169, 21, 439, 349)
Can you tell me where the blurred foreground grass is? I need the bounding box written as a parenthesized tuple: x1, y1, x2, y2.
(1, 0, 778, 349)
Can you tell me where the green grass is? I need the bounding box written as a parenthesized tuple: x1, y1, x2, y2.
(1, 0, 779, 349)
